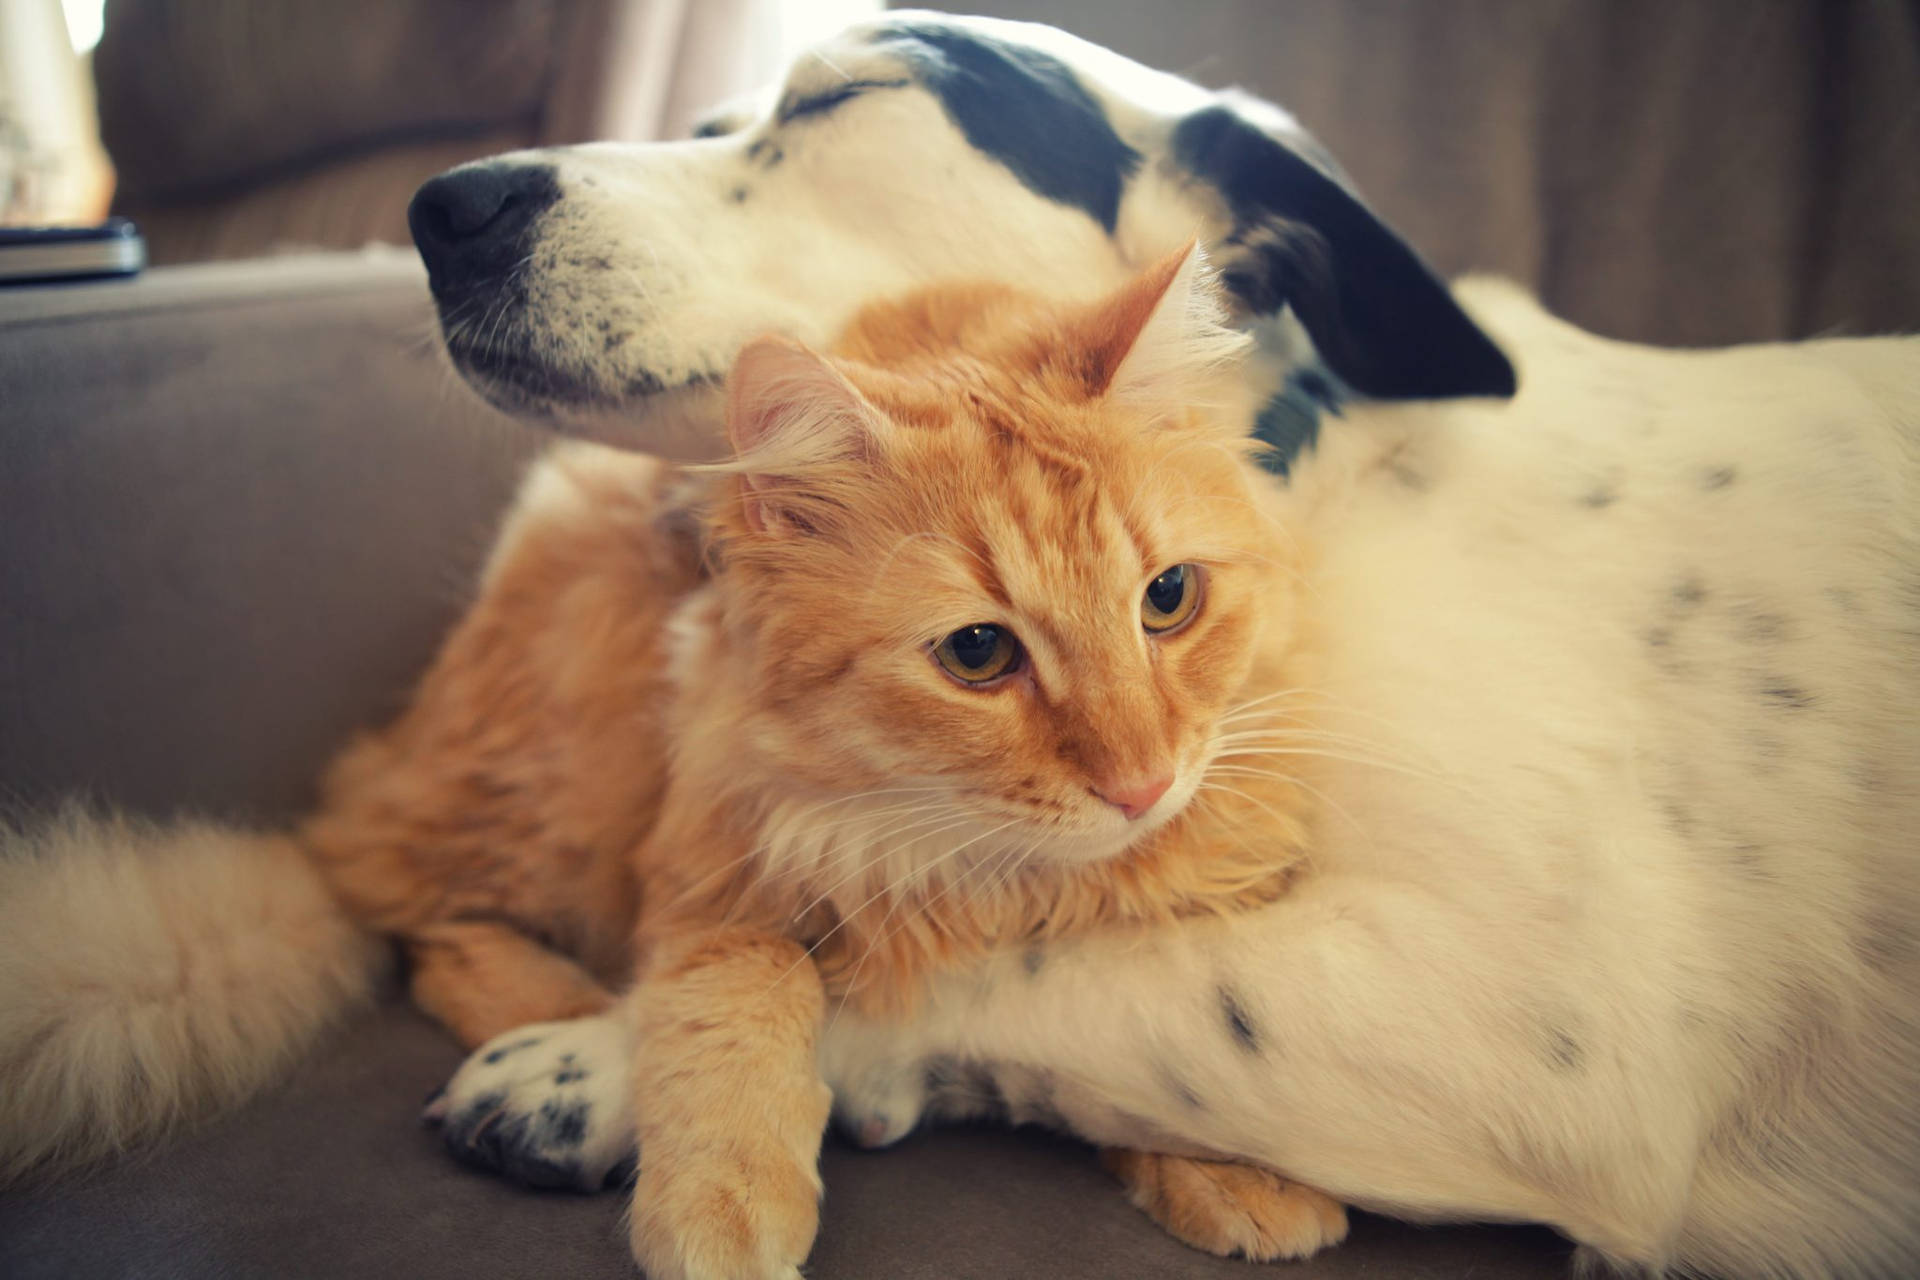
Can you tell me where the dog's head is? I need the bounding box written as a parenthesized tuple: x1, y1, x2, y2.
(409, 11, 1512, 453)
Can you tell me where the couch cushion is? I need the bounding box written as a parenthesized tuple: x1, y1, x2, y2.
(0, 251, 542, 822)
(0, 1000, 1576, 1278)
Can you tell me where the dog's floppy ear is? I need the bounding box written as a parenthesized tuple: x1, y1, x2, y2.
(1173, 103, 1516, 401)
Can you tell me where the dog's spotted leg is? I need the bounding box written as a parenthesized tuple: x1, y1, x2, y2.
(423, 1009, 637, 1192)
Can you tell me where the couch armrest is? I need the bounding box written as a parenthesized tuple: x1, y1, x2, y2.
(0, 250, 543, 821)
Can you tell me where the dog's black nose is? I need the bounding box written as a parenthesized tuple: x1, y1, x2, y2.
(408, 163, 559, 288)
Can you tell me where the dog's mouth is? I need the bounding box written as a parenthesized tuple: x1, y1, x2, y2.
(442, 325, 720, 418)
(439, 316, 729, 457)
(448, 341, 597, 415)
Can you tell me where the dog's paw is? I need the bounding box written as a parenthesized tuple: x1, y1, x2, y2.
(1102, 1148, 1350, 1262)
(828, 1054, 931, 1149)
(628, 1139, 823, 1280)
(422, 1013, 636, 1192)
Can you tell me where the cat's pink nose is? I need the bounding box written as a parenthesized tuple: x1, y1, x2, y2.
(1093, 774, 1173, 820)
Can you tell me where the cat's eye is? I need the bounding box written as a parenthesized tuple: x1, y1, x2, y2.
(1142, 564, 1202, 634)
(934, 624, 1022, 684)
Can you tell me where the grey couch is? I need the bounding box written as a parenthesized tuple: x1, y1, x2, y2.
(0, 255, 1573, 1277)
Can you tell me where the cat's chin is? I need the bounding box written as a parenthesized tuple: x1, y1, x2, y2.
(1027, 813, 1183, 869)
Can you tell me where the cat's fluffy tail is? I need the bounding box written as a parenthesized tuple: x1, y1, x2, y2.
(0, 804, 390, 1184)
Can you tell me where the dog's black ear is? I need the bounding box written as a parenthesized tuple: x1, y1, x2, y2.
(1174, 104, 1515, 400)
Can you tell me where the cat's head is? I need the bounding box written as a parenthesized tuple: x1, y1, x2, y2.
(709, 245, 1290, 869)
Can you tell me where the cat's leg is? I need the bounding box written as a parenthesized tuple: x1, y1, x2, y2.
(627, 927, 833, 1280)
(1101, 1148, 1349, 1262)
(405, 920, 613, 1049)
(834, 1042, 1348, 1261)
(302, 445, 693, 1043)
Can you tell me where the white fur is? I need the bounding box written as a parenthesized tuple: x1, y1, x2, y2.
(426, 1009, 638, 1191)
(823, 286, 1920, 1278)
(0, 805, 390, 1183)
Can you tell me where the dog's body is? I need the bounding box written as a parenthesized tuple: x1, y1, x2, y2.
(434, 281, 1920, 1278)
(3, 11, 1914, 1279)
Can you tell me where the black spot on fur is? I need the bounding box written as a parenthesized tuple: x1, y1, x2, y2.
(554, 1067, 589, 1085)
(1701, 466, 1737, 490)
(1671, 577, 1708, 608)
(1155, 1060, 1205, 1110)
(871, 22, 1140, 232)
(1737, 609, 1791, 644)
(536, 1098, 591, 1149)
(1728, 843, 1771, 878)
(1385, 457, 1430, 492)
(502, 1150, 586, 1191)
(1580, 483, 1619, 509)
(1253, 365, 1345, 475)
(1170, 103, 1515, 401)
(604, 1154, 639, 1188)
(730, 186, 749, 204)
(1761, 683, 1814, 710)
(483, 1037, 539, 1065)
(1219, 985, 1262, 1054)
(922, 1056, 1010, 1125)
(1022, 1091, 1071, 1134)
(1542, 1026, 1584, 1073)
(1021, 945, 1046, 977)
(777, 77, 912, 124)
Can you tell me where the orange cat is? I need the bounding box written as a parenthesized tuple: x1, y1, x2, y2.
(304, 244, 1344, 1277)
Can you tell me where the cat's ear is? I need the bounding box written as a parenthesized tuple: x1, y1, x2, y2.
(1076, 240, 1251, 411)
(726, 336, 882, 535)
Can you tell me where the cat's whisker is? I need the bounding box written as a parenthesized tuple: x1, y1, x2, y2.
(1207, 730, 1450, 786)
(1211, 749, 1441, 786)
(772, 815, 1028, 996)
(822, 810, 1034, 1021)
(781, 811, 982, 928)
(674, 797, 975, 921)
(756, 798, 972, 875)
(1199, 767, 1369, 841)
(976, 831, 1047, 904)
(783, 785, 951, 827)
(1215, 687, 1319, 720)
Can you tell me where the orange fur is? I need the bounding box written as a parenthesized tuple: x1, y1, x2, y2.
(1102, 1148, 1350, 1261)
(302, 246, 1342, 1275)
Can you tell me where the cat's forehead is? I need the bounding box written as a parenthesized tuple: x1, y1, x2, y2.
(882, 414, 1223, 604)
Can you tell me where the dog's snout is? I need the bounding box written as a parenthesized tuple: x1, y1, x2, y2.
(409, 163, 559, 289)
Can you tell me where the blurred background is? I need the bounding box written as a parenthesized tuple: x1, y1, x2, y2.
(3, 0, 1917, 347)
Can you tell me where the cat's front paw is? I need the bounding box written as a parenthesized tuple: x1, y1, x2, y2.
(1103, 1148, 1350, 1262)
(628, 1139, 824, 1280)
(422, 1013, 636, 1191)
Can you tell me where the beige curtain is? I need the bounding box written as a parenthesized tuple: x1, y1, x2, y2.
(928, 0, 1920, 347)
